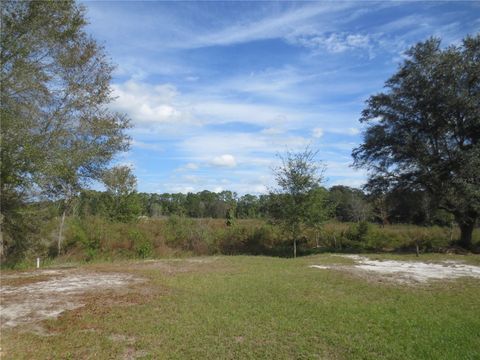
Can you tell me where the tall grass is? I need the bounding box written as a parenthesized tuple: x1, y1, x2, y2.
(39, 217, 478, 263)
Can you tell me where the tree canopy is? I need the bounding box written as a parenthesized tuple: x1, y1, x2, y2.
(353, 35, 480, 247)
(0, 0, 130, 258)
(101, 166, 142, 222)
(270, 148, 325, 257)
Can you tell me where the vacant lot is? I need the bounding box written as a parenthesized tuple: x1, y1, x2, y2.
(1, 254, 480, 359)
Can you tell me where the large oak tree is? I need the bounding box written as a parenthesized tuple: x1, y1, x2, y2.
(353, 35, 480, 248)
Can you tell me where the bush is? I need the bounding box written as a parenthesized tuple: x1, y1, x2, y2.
(217, 226, 249, 254)
(129, 229, 153, 259)
(345, 221, 370, 242)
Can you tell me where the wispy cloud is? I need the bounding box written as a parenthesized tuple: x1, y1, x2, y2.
(287, 31, 373, 54)
(312, 128, 324, 138)
(82, 1, 479, 194)
(182, 2, 357, 49)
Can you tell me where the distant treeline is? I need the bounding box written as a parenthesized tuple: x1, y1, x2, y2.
(3, 185, 469, 266)
(72, 185, 453, 226)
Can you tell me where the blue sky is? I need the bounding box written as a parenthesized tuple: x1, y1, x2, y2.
(83, 1, 479, 195)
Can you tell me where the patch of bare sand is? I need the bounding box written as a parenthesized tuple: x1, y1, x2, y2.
(122, 347, 149, 360)
(1, 269, 143, 328)
(310, 255, 480, 283)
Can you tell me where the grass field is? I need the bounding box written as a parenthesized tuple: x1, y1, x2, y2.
(2, 254, 480, 359)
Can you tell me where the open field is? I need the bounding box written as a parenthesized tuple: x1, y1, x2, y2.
(1, 254, 480, 359)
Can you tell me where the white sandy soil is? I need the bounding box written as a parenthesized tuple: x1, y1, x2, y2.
(310, 255, 480, 283)
(1, 269, 142, 328)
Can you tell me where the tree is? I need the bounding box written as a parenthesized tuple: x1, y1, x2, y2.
(305, 187, 333, 247)
(1, 1, 130, 258)
(328, 186, 370, 222)
(270, 147, 325, 257)
(102, 166, 141, 222)
(102, 166, 137, 197)
(363, 178, 390, 226)
(226, 207, 235, 227)
(237, 194, 260, 218)
(353, 35, 480, 248)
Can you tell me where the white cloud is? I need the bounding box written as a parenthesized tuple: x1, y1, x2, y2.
(111, 80, 188, 126)
(113, 78, 315, 134)
(211, 154, 237, 168)
(185, 2, 355, 49)
(328, 127, 361, 136)
(287, 32, 372, 54)
(346, 34, 370, 48)
(312, 127, 324, 138)
(82, 2, 478, 197)
(86, 1, 396, 53)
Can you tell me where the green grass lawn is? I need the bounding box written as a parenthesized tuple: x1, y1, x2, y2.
(2, 254, 480, 359)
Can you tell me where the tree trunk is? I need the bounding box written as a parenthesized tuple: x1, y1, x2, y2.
(0, 228, 3, 259)
(293, 238, 297, 258)
(459, 220, 475, 249)
(449, 221, 454, 243)
(0, 213, 4, 260)
(57, 208, 67, 255)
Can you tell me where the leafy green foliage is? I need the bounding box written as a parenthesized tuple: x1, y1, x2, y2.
(0, 0, 130, 259)
(226, 207, 235, 227)
(129, 229, 153, 259)
(270, 147, 326, 257)
(345, 221, 370, 243)
(2, 216, 477, 268)
(102, 166, 137, 197)
(328, 185, 371, 222)
(306, 187, 334, 227)
(353, 35, 480, 247)
(101, 166, 142, 222)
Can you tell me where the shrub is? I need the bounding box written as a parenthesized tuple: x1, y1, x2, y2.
(129, 229, 153, 259)
(65, 219, 88, 249)
(217, 226, 249, 254)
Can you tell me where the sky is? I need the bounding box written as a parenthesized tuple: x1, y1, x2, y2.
(82, 1, 480, 195)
